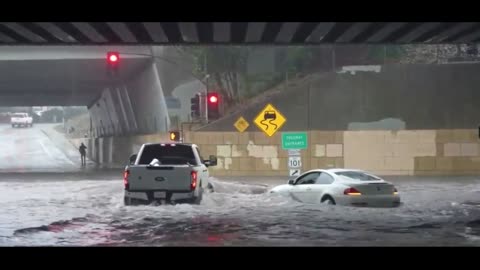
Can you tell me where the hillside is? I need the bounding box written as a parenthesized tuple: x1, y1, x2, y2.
(197, 63, 480, 132)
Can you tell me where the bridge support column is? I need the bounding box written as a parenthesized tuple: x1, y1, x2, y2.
(125, 60, 170, 134)
(111, 87, 131, 134)
(118, 86, 138, 133)
(89, 59, 170, 137)
(101, 89, 122, 136)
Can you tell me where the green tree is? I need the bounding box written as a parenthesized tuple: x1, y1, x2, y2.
(367, 45, 407, 63)
(179, 46, 320, 107)
(178, 46, 253, 107)
(282, 46, 314, 73)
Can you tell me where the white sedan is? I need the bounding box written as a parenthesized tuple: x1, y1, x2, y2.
(270, 169, 401, 207)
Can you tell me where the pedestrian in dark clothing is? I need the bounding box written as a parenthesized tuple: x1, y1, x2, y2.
(79, 143, 87, 166)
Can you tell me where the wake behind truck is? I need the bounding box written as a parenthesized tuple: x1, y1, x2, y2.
(123, 142, 217, 205)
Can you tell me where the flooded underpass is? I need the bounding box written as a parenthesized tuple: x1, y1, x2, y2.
(1, 174, 480, 246)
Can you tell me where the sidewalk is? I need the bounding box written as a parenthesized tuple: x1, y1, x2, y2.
(39, 124, 95, 167)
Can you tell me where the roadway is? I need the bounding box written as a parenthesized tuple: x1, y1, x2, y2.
(0, 123, 86, 173)
(1, 124, 480, 246)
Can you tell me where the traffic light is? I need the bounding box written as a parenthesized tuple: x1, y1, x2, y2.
(207, 92, 220, 120)
(190, 93, 200, 119)
(106, 51, 120, 76)
(169, 131, 180, 142)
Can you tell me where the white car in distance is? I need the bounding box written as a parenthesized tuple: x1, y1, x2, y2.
(270, 169, 401, 208)
(11, 113, 33, 128)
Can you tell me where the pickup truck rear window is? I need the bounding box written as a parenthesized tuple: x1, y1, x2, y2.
(138, 144, 198, 165)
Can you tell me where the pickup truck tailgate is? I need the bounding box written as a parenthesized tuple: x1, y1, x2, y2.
(128, 165, 195, 191)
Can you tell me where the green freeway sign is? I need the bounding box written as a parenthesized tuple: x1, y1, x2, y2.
(282, 132, 308, 150)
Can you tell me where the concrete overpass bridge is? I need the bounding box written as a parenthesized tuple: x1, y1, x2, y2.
(0, 22, 479, 139)
(0, 46, 180, 137)
(0, 23, 479, 45)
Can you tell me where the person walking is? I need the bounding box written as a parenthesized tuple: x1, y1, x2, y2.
(79, 143, 87, 166)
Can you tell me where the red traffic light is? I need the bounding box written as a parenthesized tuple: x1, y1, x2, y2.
(107, 52, 119, 64)
(207, 92, 220, 120)
(109, 54, 118, 62)
(208, 93, 219, 104)
(209, 95, 218, 103)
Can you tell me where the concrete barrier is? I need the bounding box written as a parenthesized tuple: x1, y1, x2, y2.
(86, 128, 480, 176)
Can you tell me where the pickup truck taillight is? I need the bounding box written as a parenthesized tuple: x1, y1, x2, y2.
(123, 170, 130, 190)
(191, 171, 197, 191)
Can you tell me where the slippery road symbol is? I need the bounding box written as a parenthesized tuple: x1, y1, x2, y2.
(260, 111, 277, 131)
(253, 103, 286, 137)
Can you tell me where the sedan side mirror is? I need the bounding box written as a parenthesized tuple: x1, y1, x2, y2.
(288, 179, 295, 185)
(129, 154, 137, 165)
(204, 155, 218, 167)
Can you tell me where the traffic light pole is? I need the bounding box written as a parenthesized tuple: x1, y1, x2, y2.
(204, 54, 209, 124)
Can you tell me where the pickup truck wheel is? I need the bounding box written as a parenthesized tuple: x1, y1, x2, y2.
(193, 188, 204, 204)
(11, 124, 15, 128)
(207, 183, 215, 193)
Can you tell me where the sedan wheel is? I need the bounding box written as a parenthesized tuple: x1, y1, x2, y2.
(321, 196, 336, 205)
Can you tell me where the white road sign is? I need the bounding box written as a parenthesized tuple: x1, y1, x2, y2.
(287, 149, 301, 156)
(289, 169, 301, 177)
(288, 156, 302, 168)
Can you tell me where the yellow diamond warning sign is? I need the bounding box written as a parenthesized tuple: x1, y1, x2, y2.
(234, 116, 249, 133)
(253, 104, 286, 137)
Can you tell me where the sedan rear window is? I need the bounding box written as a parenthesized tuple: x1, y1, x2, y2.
(335, 171, 381, 181)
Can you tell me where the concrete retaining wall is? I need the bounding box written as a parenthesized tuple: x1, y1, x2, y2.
(186, 129, 480, 176)
(85, 132, 171, 167)
(198, 63, 480, 132)
(85, 129, 480, 176)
